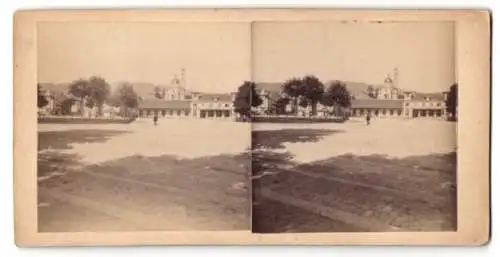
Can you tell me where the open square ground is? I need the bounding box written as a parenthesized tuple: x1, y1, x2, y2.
(37, 119, 251, 232)
(252, 118, 457, 233)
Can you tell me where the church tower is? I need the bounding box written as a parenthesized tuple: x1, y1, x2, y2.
(392, 67, 399, 89)
(384, 73, 393, 87)
(180, 68, 186, 90)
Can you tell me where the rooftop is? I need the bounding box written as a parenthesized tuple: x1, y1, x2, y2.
(413, 92, 446, 101)
(195, 93, 233, 102)
(138, 99, 191, 110)
(255, 81, 385, 100)
(351, 99, 404, 109)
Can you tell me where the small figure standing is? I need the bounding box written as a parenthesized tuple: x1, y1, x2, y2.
(366, 113, 371, 126)
(153, 113, 159, 126)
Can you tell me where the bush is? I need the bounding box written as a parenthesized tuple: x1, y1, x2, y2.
(251, 115, 347, 123)
(38, 116, 136, 124)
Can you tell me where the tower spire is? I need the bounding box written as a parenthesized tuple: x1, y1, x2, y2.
(393, 67, 399, 88)
(181, 68, 186, 90)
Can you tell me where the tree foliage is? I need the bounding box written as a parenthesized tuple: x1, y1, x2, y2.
(68, 78, 90, 116)
(88, 76, 111, 105)
(68, 79, 91, 100)
(445, 83, 458, 120)
(322, 81, 351, 108)
(233, 81, 262, 119)
(104, 83, 139, 117)
(281, 75, 325, 115)
(117, 83, 139, 109)
(282, 77, 304, 98)
(154, 86, 165, 99)
(60, 98, 75, 115)
(68, 76, 111, 116)
(298, 97, 309, 108)
(367, 85, 375, 98)
(271, 97, 290, 115)
(301, 75, 325, 115)
(85, 98, 96, 109)
(367, 85, 377, 98)
(50, 92, 74, 115)
(322, 81, 351, 117)
(88, 76, 111, 115)
(281, 77, 303, 114)
(37, 84, 49, 108)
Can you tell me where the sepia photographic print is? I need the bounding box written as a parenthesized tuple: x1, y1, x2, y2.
(14, 9, 490, 246)
(251, 21, 458, 233)
(36, 22, 252, 232)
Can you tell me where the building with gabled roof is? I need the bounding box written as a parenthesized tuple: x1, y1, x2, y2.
(253, 70, 450, 119)
(137, 91, 236, 119)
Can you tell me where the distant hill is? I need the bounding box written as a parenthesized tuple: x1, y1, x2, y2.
(116, 82, 168, 99)
(255, 80, 383, 100)
(331, 80, 383, 99)
(37, 81, 234, 100)
(38, 82, 70, 94)
(38, 81, 175, 99)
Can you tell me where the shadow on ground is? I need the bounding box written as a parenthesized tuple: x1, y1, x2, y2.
(38, 152, 251, 232)
(37, 129, 130, 178)
(37, 152, 82, 178)
(251, 128, 457, 233)
(252, 129, 342, 149)
(38, 130, 251, 231)
(251, 128, 341, 178)
(38, 130, 129, 151)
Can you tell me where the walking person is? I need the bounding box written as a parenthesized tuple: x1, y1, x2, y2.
(153, 113, 159, 126)
(366, 113, 371, 126)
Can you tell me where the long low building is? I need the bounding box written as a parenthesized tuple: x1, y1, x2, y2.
(137, 92, 236, 119)
(254, 75, 449, 119)
(349, 93, 447, 119)
(138, 99, 192, 118)
(350, 99, 404, 118)
(349, 99, 447, 119)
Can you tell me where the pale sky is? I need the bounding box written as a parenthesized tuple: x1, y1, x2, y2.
(252, 21, 456, 92)
(38, 21, 455, 94)
(38, 22, 252, 93)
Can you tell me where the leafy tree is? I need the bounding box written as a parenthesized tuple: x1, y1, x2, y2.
(60, 98, 75, 115)
(106, 94, 122, 107)
(154, 86, 165, 99)
(271, 97, 290, 115)
(367, 85, 377, 98)
(85, 98, 96, 109)
(298, 97, 309, 108)
(88, 76, 111, 116)
(46, 91, 75, 115)
(301, 75, 325, 116)
(37, 83, 48, 108)
(445, 83, 458, 121)
(251, 84, 263, 108)
(115, 83, 139, 117)
(322, 81, 352, 117)
(233, 81, 262, 120)
(281, 77, 303, 115)
(51, 92, 63, 115)
(68, 78, 91, 116)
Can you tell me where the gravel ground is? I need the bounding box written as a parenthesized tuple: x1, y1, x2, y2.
(252, 119, 457, 233)
(38, 119, 251, 232)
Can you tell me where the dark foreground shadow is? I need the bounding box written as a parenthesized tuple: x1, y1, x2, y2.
(251, 116, 348, 123)
(38, 130, 129, 151)
(38, 144, 251, 232)
(251, 128, 341, 179)
(37, 129, 129, 178)
(251, 127, 457, 233)
(252, 129, 342, 149)
(37, 152, 82, 178)
(38, 116, 135, 124)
